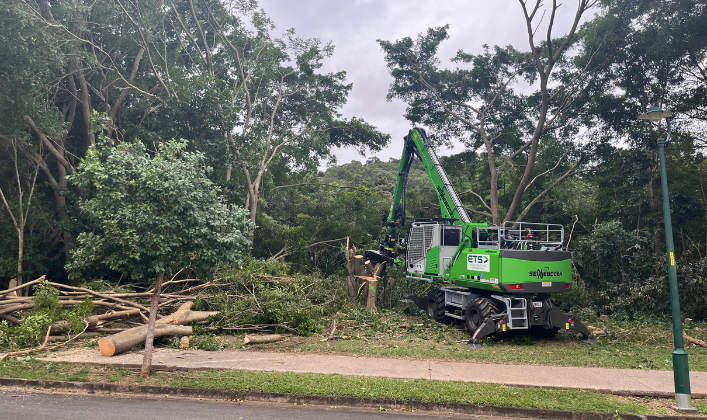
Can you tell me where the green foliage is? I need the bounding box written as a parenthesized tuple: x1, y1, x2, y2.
(0, 312, 53, 351)
(191, 334, 227, 351)
(573, 220, 657, 315)
(200, 258, 348, 336)
(67, 135, 254, 282)
(31, 283, 60, 312)
(0, 283, 96, 351)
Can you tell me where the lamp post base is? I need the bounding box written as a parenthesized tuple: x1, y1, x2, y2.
(675, 393, 697, 412)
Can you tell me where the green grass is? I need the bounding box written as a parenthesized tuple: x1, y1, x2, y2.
(216, 310, 707, 371)
(0, 357, 696, 416)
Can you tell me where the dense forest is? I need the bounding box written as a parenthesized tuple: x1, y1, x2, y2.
(1, 0, 706, 321)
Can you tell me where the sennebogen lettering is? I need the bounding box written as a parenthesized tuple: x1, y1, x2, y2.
(528, 269, 563, 279)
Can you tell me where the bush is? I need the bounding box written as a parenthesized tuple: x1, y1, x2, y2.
(572, 220, 656, 315)
(0, 284, 95, 351)
(197, 258, 349, 336)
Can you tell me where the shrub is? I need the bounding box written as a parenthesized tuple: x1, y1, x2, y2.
(0, 284, 95, 351)
(197, 258, 349, 336)
(572, 220, 656, 315)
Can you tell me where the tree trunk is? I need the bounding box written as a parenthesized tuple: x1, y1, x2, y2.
(243, 334, 284, 344)
(249, 187, 258, 224)
(141, 272, 163, 377)
(100, 323, 192, 357)
(16, 232, 23, 296)
(99, 301, 216, 357)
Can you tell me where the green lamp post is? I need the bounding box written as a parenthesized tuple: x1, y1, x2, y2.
(638, 106, 694, 410)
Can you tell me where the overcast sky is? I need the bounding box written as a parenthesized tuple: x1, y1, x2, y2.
(257, 0, 592, 167)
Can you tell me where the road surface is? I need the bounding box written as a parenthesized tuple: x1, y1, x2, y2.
(0, 388, 524, 420)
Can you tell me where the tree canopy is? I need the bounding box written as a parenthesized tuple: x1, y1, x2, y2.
(1, 0, 707, 320)
(67, 135, 253, 280)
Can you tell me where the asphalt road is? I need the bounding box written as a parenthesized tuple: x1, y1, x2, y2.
(0, 389, 522, 420)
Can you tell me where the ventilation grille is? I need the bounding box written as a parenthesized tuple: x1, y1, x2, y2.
(424, 225, 434, 248)
(408, 227, 425, 263)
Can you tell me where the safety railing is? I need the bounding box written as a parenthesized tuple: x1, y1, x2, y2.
(474, 221, 564, 250)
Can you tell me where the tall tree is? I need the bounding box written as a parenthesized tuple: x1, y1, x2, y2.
(0, 139, 39, 293)
(162, 2, 390, 223)
(1, 0, 172, 271)
(379, 0, 597, 224)
(576, 0, 707, 247)
(68, 135, 253, 376)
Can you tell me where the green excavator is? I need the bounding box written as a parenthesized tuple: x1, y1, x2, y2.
(366, 128, 597, 348)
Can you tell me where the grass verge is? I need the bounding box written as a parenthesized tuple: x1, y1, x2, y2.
(206, 310, 707, 371)
(1, 357, 705, 416)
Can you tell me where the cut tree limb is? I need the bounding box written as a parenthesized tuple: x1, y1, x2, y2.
(85, 309, 141, 328)
(48, 331, 104, 342)
(99, 323, 193, 357)
(0, 276, 45, 297)
(98, 301, 216, 357)
(243, 334, 285, 344)
(46, 281, 149, 312)
(0, 314, 21, 324)
(685, 334, 707, 348)
(159, 302, 217, 325)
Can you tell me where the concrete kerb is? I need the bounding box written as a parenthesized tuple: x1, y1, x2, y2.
(0, 377, 701, 420)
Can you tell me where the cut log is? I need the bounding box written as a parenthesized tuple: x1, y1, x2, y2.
(97, 301, 216, 357)
(85, 309, 141, 328)
(243, 334, 285, 344)
(353, 255, 366, 276)
(0, 314, 21, 325)
(98, 324, 193, 357)
(159, 302, 217, 325)
(366, 279, 378, 310)
(364, 260, 374, 276)
(51, 318, 99, 334)
(685, 334, 707, 348)
(0, 303, 35, 316)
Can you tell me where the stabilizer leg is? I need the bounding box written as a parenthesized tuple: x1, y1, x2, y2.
(466, 314, 505, 349)
(401, 295, 427, 310)
(547, 304, 597, 344)
(572, 318, 598, 344)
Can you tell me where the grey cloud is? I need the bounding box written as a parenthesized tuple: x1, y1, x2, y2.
(258, 0, 590, 166)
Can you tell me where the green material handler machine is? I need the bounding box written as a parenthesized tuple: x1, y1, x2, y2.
(366, 128, 597, 348)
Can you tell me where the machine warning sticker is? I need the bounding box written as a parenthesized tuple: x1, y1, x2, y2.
(480, 278, 499, 284)
(467, 254, 490, 272)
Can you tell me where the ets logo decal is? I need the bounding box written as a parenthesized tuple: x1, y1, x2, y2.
(467, 254, 490, 272)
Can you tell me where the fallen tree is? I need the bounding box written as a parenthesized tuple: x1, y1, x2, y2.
(97, 302, 217, 356)
(0, 277, 223, 355)
(98, 324, 193, 356)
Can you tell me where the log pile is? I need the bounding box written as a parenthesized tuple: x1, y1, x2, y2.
(98, 302, 216, 356)
(0, 276, 221, 357)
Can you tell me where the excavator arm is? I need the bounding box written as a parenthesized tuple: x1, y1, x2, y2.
(378, 128, 471, 257)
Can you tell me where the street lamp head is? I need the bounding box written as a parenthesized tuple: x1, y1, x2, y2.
(638, 106, 673, 121)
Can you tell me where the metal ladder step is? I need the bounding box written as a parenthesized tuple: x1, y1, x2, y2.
(501, 297, 529, 329)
